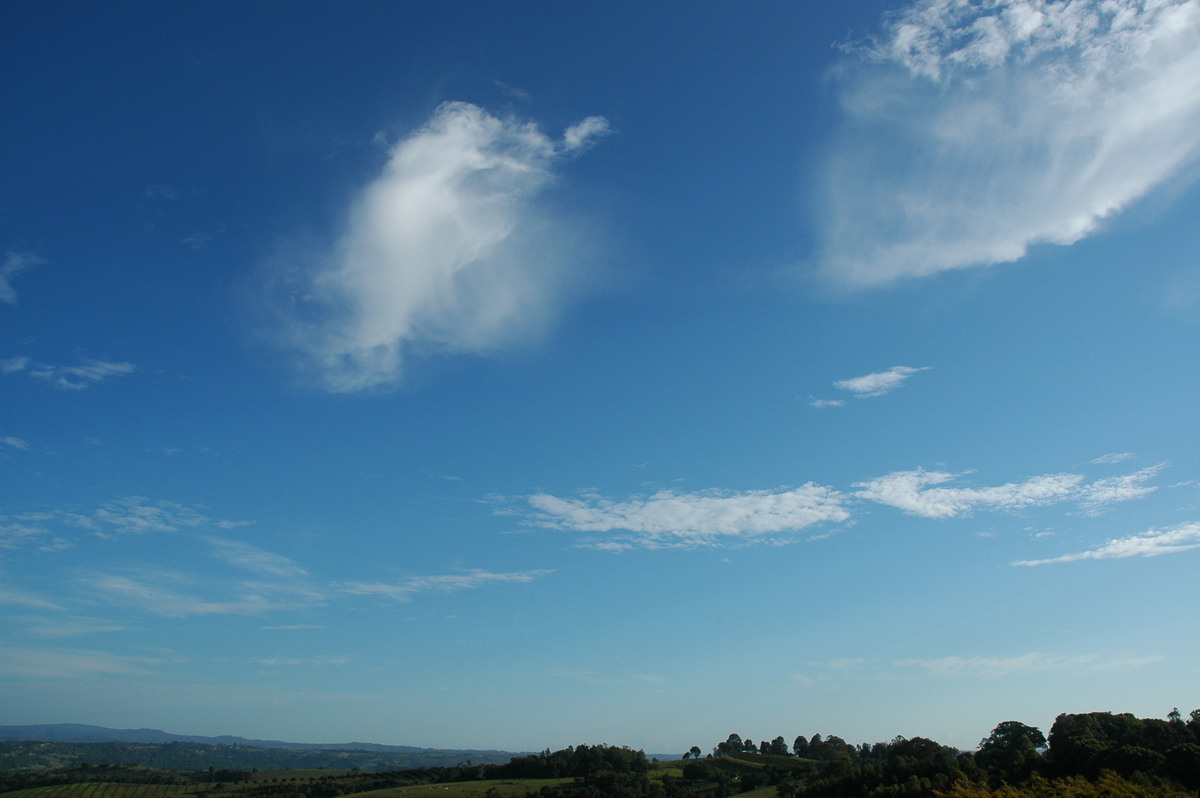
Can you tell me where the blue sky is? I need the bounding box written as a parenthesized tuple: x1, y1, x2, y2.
(3, 0, 1200, 755)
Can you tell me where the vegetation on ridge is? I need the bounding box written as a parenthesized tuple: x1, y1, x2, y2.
(2, 708, 1198, 797)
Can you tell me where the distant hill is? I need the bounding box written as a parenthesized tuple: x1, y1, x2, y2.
(0, 724, 521, 770)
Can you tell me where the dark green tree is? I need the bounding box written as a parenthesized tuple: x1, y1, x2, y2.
(977, 720, 1046, 784)
(792, 735, 808, 757)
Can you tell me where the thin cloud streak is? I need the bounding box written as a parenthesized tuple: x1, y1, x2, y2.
(204, 537, 310, 580)
(819, 0, 1200, 286)
(337, 568, 553, 602)
(19, 498, 250, 539)
(84, 570, 319, 618)
(895, 651, 1163, 679)
(0, 646, 157, 678)
(1014, 521, 1200, 566)
(2, 358, 137, 391)
(273, 101, 609, 392)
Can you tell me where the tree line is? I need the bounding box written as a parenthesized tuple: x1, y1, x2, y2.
(676, 707, 1200, 796)
(3, 708, 1199, 797)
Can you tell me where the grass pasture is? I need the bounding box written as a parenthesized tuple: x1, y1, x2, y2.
(346, 779, 572, 797)
(2, 786, 191, 798)
(0, 779, 582, 798)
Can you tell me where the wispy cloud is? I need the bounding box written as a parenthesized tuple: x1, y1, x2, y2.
(2, 436, 29, 450)
(1015, 521, 1200, 566)
(20, 498, 250, 539)
(250, 655, 350, 667)
(337, 568, 553, 602)
(0, 520, 72, 553)
(521, 484, 850, 550)
(834, 365, 929, 398)
(0, 356, 30, 374)
(204, 537, 309, 580)
(0, 585, 65, 611)
(895, 651, 1163, 679)
(856, 465, 1161, 518)
(21, 616, 136, 638)
(1090, 452, 1134, 465)
(2, 358, 137, 390)
(1077, 464, 1166, 515)
(270, 101, 609, 392)
(84, 570, 315, 617)
(819, 0, 1200, 286)
(0, 250, 43, 305)
(0, 646, 156, 678)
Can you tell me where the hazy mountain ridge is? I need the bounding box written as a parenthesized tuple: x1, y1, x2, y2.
(0, 725, 521, 770)
(0, 724, 503, 753)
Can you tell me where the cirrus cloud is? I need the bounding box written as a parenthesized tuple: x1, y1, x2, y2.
(1014, 521, 1200, 566)
(819, 0, 1200, 286)
(0, 250, 43, 305)
(337, 568, 553, 602)
(1, 358, 136, 391)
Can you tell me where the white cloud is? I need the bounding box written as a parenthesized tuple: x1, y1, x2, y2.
(1077, 463, 1165, 515)
(856, 469, 1081, 517)
(895, 651, 1161, 679)
(1014, 521, 1200, 565)
(85, 571, 314, 617)
(819, 0, 1200, 286)
(1090, 452, 1134, 465)
(204, 537, 309, 580)
(0, 646, 154, 678)
(808, 397, 846, 409)
(0, 585, 64, 611)
(23, 616, 136, 638)
(522, 484, 850, 550)
(91, 497, 211, 535)
(562, 116, 611, 151)
(0, 250, 43, 305)
(273, 101, 608, 392)
(250, 655, 350, 667)
(338, 568, 553, 601)
(856, 465, 1161, 518)
(834, 365, 929, 398)
(2, 436, 29, 450)
(12, 358, 137, 391)
(0, 356, 30, 373)
(0, 521, 57, 550)
(19, 497, 250, 539)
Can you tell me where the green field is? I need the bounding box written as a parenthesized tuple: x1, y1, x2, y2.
(0, 777, 638, 798)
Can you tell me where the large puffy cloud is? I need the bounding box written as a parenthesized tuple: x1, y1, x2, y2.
(818, 0, 1200, 286)
(277, 102, 608, 392)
